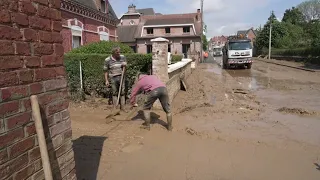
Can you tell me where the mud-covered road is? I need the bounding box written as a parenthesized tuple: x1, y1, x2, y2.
(70, 56, 320, 180)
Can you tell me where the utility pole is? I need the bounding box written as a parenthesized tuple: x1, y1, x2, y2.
(200, 0, 204, 63)
(268, 11, 272, 60)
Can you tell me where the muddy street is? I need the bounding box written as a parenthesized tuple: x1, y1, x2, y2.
(70, 56, 320, 180)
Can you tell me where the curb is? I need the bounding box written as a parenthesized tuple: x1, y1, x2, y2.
(255, 58, 317, 72)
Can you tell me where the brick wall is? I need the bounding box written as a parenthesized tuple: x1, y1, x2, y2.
(0, 0, 76, 179)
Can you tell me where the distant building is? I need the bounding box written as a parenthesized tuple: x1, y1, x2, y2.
(210, 36, 228, 46)
(61, 0, 118, 52)
(117, 4, 202, 58)
(237, 28, 257, 43)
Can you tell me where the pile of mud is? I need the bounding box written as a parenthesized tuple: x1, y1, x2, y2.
(277, 107, 317, 116)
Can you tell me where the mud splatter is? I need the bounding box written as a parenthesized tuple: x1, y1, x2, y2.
(277, 107, 317, 116)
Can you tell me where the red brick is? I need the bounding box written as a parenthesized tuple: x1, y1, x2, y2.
(30, 82, 43, 94)
(0, 72, 19, 87)
(22, 28, 38, 42)
(55, 140, 72, 157)
(37, 5, 50, 19)
(32, 43, 53, 55)
(0, 56, 23, 70)
(47, 100, 69, 116)
(51, 21, 62, 31)
(0, 101, 20, 117)
(0, 128, 24, 149)
(44, 78, 67, 91)
(9, 136, 35, 158)
(0, 26, 22, 40)
(39, 30, 52, 43)
(1, 86, 29, 102)
(0, 41, 14, 55)
(49, 119, 70, 137)
(28, 146, 40, 162)
(19, 1, 36, 15)
(53, 44, 64, 56)
(63, 129, 72, 141)
(51, 32, 62, 43)
(0, 153, 28, 179)
(32, 0, 48, 5)
(38, 90, 67, 105)
(25, 56, 40, 68)
(34, 68, 56, 81)
(0, 148, 8, 164)
(19, 69, 35, 84)
(14, 164, 35, 180)
(15, 42, 31, 55)
(0, 10, 11, 23)
(25, 123, 36, 137)
(0, 0, 19, 11)
(29, 16, 51, 30)
(61, 110, 70, 120)
(0, 118, 4, 133)
(55, 66, 66, 77)
(50, 8, 61, 20)
(6, 112, 32, 130)
(49, 0, 61, 8)
(21, 98, 31, 112)
(41, 55, 63, 66)
(11, 13, 29, 26)
(32, 170, 44, 180)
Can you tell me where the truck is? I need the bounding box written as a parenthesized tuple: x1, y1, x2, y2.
(222, 35, 253, 69)
(212, 45, 223, 56)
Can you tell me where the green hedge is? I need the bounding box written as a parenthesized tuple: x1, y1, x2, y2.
(64, 53, 152, 100)
(68, 41, 134, 54)
(262, 47, 320, 57)
(171, 55, 183, 63)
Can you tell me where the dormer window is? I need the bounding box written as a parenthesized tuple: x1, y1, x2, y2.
(101, 0, 106, 13)
(183, 27, 190, 33)
(147, 28, 153, 35)
(165, 27, 170, 34)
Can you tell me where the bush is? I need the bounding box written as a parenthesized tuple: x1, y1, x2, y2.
(171, 55, 183, 63)
(261, 47, 320, 57)
(68, 41, 134, 54)
(64, 53, 152, 100)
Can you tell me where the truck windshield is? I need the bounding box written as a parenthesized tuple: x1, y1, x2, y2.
(229, 42, 252, 50)
(213, 48, 222, 52)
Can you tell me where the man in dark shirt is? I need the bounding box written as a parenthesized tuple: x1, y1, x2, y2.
(104, 47, 127, 112)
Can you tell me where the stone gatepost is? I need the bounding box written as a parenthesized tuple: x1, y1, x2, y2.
(151, 37, 169, 108)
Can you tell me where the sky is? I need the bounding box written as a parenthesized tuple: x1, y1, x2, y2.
(109, 0, 306, 38)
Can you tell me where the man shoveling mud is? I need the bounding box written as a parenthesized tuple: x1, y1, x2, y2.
(104, 47, 128, 113)
(130, 73, 173, 131)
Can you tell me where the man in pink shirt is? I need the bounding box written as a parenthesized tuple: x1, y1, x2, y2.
(130, 73, 172, 131)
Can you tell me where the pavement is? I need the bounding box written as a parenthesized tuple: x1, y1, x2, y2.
(70, 55, 320, 180)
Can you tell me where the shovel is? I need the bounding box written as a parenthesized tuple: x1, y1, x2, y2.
(105, 67, 125, 123)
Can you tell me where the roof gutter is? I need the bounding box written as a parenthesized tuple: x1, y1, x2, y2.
(119, 13, 141, 19)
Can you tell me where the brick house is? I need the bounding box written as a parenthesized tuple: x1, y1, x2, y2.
(210, 35, 228, 46)
(60, 0, 118, 53)
(237, 28, 257, 43)
(117, 4, 202, 58)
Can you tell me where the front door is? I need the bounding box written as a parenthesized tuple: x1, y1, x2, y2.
(182, 44, 190, 58)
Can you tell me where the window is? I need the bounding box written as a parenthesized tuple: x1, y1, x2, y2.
(147, 45, 152, 54)
(72, 36, 81, 49)
(99, 32, 109, 41)
(130, 20, 135, 25)
(228, 42, 252, 50)
(147, 28, 153, 35)
(183, 27, 190, 33)
(182, 44, 190, 58)
(130, 46, 136, 53)
(165, 27, 170, 34)
(100, 0, 106, 13)
(168, 44, 171, 52)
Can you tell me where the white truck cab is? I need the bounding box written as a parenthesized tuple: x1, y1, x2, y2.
(212, 45, 223, 56)
(223, 36, 253, 69)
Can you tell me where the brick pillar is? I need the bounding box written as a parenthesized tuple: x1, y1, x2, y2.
(151, 37, 169, 109)
(151, 37, 169, 82)
(0, 0, 76, 179)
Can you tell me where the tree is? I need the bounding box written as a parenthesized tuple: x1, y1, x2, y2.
(305, 20, 320, 46)
(297, 0, 320, 22)
(202, 34, 208, 51)
(282, 7, 305, 25)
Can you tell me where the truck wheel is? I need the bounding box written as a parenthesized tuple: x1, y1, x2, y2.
(247, 63, 252, 69)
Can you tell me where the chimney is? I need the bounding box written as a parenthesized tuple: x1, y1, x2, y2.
(197, 9, 201, 13)
(196, 9, 201, 22)
(128, 4, 136, 13)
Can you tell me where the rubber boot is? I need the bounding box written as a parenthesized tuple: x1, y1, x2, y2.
(166, 113, 173, 131)
(141, 110, 151, 131)
(112, 96, 118, 106)
(120, 96, 128, 113)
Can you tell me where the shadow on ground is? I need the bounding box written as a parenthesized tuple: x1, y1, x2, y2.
(73, 136, 107, 180)
(315, 163, 320, 171)
(131, 110, 167, 128)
